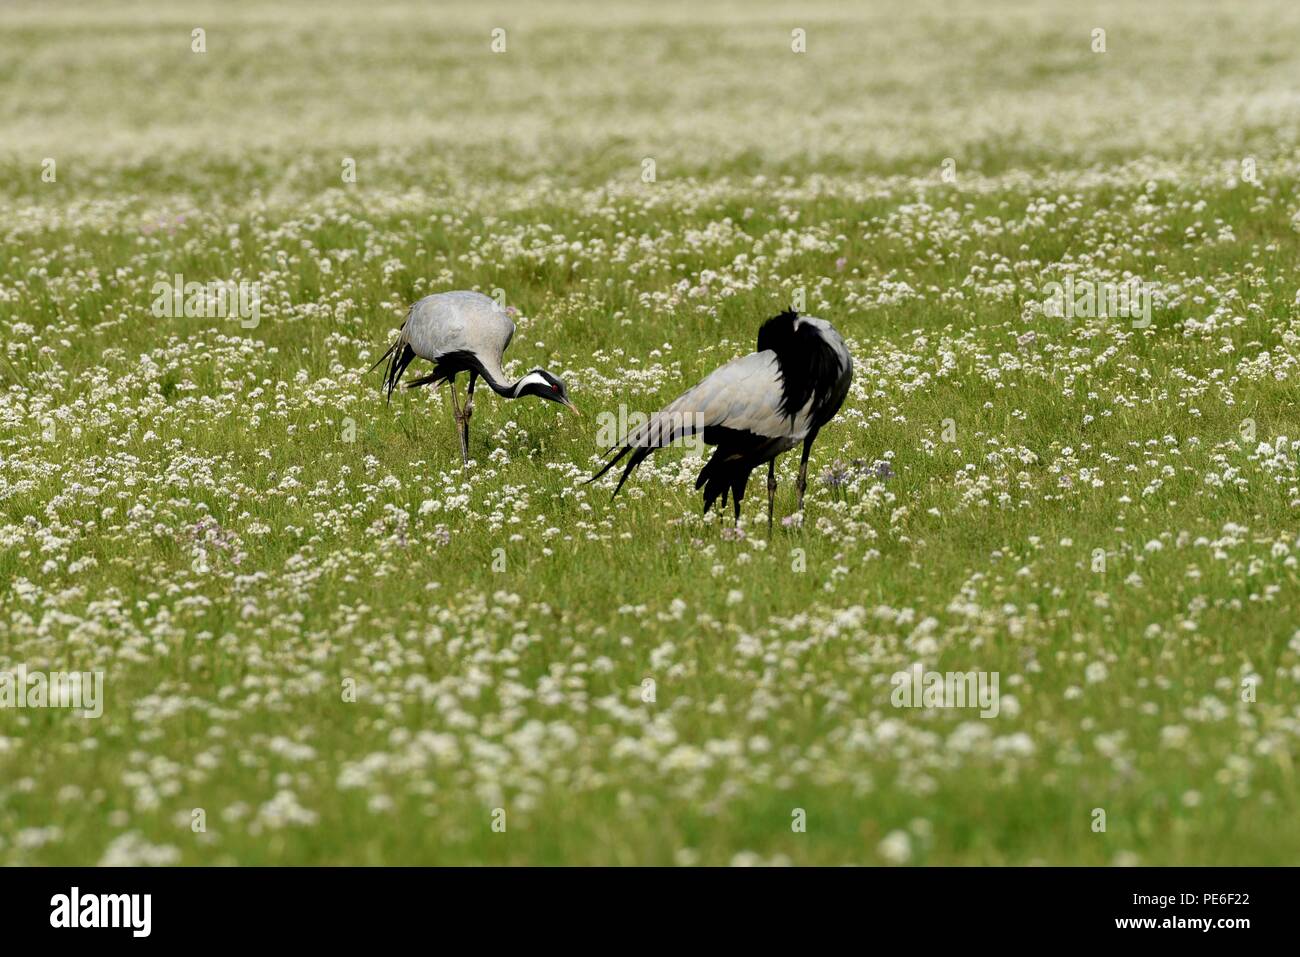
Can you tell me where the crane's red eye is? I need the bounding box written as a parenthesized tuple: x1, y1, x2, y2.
(551, 384, 559, 392)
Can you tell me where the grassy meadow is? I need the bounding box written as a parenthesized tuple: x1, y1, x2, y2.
(2, 0, 1300, 865)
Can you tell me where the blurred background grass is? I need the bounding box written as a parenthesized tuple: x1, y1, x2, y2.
(4, 0, 1300, 185)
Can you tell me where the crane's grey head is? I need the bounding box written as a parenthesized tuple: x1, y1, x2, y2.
(514, 368, 579, 414)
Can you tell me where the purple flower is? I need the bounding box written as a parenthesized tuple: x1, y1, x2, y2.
(821, 465, 849, 490)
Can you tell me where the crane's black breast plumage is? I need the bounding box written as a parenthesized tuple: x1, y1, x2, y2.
(756, 309, 848, 426)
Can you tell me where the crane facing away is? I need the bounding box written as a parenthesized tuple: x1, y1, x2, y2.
(589, 309, 852, 529)
(371, 291, 578, 464)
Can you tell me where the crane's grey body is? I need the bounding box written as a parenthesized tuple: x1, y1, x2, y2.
(371, 290, 576, 464)
(402, 291, 515, 388)
(621, 321, 846, 453)
(590, 310, 852, 528)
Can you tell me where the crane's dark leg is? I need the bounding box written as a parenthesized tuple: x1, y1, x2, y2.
(733, 493, 742, 525)
(447, 374, 468, 465)
(462, 372, 477, 462)
(796, 432, 817, 511)
(766, 459, 778, 534)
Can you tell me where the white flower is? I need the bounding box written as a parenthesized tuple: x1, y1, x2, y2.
(878, 830, 912, 864)
(98, 832, 181, 867)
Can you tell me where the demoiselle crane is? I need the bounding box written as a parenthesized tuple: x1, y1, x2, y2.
(589, 309, 852, 530)
(371, 291, 578, 464)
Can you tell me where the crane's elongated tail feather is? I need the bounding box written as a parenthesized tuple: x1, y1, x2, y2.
(379, 344, 416, 403)
(367, 339, 398, 375)
(613, 447, 655, 497)
(587, 447, 632, 485)
(587, 409, 699, 496)
(369, 311, 416, 404)
(405, 368, 449, 390)
(586, 444, 657, 498)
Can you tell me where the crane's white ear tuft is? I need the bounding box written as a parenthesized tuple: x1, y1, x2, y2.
(513, 371, 550, 395)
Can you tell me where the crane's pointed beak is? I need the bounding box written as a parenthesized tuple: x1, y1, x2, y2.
(561, 398, 582, 417)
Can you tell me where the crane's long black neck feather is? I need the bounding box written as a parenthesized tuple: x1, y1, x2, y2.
(402, 350, 519, 397)
(756, 309, 840, 422)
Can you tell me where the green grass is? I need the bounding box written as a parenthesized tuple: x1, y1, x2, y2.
(1, 0, 1299, 865)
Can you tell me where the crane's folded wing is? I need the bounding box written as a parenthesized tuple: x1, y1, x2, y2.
(620, 351, 809, 449)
